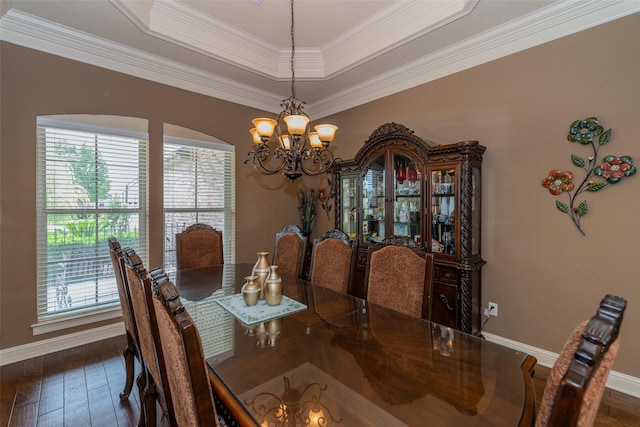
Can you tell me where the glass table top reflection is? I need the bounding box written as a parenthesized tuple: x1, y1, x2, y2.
(175, 263, 535, 427)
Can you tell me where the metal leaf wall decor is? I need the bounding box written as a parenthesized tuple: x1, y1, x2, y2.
(540, 117, 636, 236)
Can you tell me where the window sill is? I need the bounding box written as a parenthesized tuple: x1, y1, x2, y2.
(32, 306, 122, 335)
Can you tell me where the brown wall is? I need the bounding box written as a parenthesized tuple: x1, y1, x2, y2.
(0, 41, 315, 348)
(2, 12, 639, 377)
(321, 13, 640, 377)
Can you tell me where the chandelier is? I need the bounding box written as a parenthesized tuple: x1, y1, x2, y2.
(244, 376, 341, 427)
(246, 0, 338, 182)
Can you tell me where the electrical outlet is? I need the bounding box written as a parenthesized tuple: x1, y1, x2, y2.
(488, 302, 498, 317)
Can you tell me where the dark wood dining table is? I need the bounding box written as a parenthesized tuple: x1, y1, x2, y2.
(174, 263, 537, 426)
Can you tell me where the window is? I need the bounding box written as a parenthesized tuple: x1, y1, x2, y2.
(36, 116, 148, 322)
(163, 133, 235, 270)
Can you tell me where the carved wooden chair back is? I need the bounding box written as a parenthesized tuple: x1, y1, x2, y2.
(381, 235, 419, 248)
(309, 229, 356, 294)
(176, 223, 224, 270)
(107, 237, 140, 402)
(147, 269, 221, 427)
(364, 244, 434, 319)
(122, 248, 175, 426)
(272, 225, 308, 277)
(536, 294, 626, 427)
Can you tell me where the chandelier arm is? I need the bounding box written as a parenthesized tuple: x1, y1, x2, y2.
(244, 391, 286, 423)
(245, 145, 287, 175)
(298, 148, 336, 176)
(297, 383, 342, 424)
(299, 400, 342, 424)
(245, 380, 341, 426)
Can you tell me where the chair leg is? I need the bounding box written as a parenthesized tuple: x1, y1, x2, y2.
(119, 334, 137, 401)
(136, 370, 147, 427)
(144, 380, 158, 427)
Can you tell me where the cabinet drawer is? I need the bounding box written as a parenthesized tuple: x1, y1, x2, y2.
(434, 265, 458, 284)
(431, 282, 459, 329)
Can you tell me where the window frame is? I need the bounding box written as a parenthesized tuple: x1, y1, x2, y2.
(163, 135, 236, 271)
(35, 116, 149, 331)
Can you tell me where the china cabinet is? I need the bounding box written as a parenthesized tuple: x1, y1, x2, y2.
(334, 123, 486, 333)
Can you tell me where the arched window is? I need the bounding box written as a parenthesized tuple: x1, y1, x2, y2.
(163, 124, 236, 270)
(36, 115, 149, 323)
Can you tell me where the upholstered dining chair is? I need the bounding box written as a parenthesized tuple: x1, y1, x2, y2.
(107, 237, 140, 402)
(535, 294, 627, 427)
(148, 268, 251, 427)
(175, 223, 224, 270)
(122, 248, 175, 427)
(272, 225, 308, 277)
(364, 244, 434, 319)
(309, 229, 356, 294)
(146, 269, 221, 426)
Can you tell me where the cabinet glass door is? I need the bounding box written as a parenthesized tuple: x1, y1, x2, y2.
(430, 167, 456, 254)
(362, 155, 385, 243)
(340, 174, 358, 239)
(393, 153, 421, 241)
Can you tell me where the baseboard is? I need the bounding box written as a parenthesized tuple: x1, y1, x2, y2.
(483, 332, 640, 399)
(0, 322, 125, 366)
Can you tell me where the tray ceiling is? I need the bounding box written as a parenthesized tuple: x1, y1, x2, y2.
(2, 0, 638, 117)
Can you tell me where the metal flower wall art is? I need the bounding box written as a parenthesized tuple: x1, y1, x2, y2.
(541, 117, 636, 236)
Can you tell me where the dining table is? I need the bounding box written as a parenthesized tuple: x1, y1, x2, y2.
(174, 263, 537, 426)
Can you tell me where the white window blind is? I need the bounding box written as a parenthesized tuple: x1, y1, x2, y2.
(36, 117, 148, 320)
(163, 136, 236, 271)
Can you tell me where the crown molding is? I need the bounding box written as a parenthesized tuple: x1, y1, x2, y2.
(144, 0, 285, 79)
(321, 0, 477, 78)
(112, 0, 475, 80)
(0, 9, 283, 114)
(309, 0, 640, 118)
(113, 0, 323, 79)
(108, 0, 151, 29)
(1, 2, 639, 118)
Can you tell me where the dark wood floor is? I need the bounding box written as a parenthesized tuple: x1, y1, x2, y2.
(2, 335, 639, 426)
(1, 336, 140, 427)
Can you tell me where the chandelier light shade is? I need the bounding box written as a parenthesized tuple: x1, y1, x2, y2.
(245, 0, 338, 182)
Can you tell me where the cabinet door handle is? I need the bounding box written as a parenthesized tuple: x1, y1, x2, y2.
(444, 272, 451, 279)
(437, 293, 455, 311)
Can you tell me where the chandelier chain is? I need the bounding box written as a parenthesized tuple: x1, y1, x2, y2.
(289, 0, 296, 100)
(246, 0, 338, 182)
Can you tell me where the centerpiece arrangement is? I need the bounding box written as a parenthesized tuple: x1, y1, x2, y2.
(245, 252, 283, 306)
(215, 253, 307, 326)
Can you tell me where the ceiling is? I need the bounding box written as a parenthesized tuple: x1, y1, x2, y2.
(2, 0, 639, 118)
